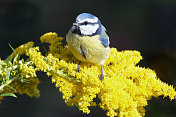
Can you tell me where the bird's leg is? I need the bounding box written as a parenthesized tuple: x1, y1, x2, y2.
(76, 62, 81, 73)
(99, 64, 104, 82)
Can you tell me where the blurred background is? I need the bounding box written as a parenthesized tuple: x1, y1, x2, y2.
(0, 0, 176, 117)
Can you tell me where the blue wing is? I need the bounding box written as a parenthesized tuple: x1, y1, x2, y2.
(99, 25, 110, 47)
(99, 37, 109, 47)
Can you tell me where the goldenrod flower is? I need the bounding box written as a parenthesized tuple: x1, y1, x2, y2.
(26, 47, 51, 72)
(1, 32, 175, 116)
(24, 32, 176, 117)
(9, 77, 40, 97)
(20, 62, 37, 78)
(0, 42, 39, 102)
(15, 41, 34, 55)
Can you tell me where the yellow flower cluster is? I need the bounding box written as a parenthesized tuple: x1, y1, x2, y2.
(26, 47, 51, 72)
(8, 77, 40, 97)
(0, 77, 40, 101)
(0, 41, 39, 103)
(14, 42, 40, 98)
(20, 62, 37, 78)
(25, 32, 176, 117)
(15, 41, 34, 55)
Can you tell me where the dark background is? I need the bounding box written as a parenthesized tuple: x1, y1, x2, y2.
(0, 0, 176, 117)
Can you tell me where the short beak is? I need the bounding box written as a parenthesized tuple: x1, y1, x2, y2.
(71, 22, 80, 32)
(73, 22, 79, 27)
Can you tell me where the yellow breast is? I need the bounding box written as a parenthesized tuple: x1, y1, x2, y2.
(66, 32, 110, 65)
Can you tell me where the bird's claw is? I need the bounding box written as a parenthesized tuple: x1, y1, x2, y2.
(76, 63, 80, 73)
(76, 67, 80, 73)
(99, 73, 104, 82)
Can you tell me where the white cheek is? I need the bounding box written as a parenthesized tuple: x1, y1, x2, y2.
(79, 24, 99, 35)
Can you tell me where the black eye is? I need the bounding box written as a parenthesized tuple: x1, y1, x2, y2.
(84, 21, 88, 25)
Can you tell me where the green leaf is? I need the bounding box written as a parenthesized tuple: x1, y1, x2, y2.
(6, 85, 16, 92)
(4, 44, 17, 64)
(0, 93, 17, 98)
(4, 54, 12, 63)
(5, 68, 11, 81)
(0, 61, 7, 65)
(9, 44, 17, 56)
(25, 58, 31, 62)
(13, 54, 19, 65)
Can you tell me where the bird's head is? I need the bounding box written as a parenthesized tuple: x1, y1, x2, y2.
(71, 13, 102, 36)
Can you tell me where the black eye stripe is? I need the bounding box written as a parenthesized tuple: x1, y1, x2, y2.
(79, 22, 97, 25)
(79, 21, 89, 25)
(84, 21, 88, 25)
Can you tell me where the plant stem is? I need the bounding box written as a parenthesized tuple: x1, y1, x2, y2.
(0, 76, 18, 92)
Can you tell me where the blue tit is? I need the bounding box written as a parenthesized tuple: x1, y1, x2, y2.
(66, 13, 110, 81)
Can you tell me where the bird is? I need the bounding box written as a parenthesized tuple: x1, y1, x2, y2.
(66, 13, 110, 81)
